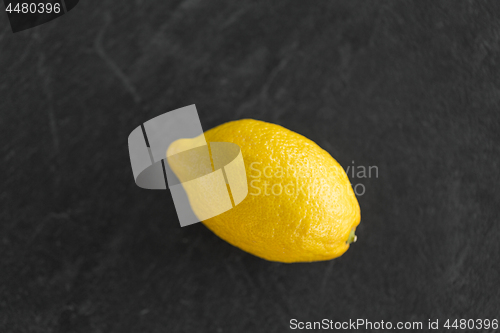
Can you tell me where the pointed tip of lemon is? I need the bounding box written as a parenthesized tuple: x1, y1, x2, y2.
(347, 228, 357, 244)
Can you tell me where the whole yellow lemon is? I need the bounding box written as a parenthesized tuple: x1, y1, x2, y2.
(170, 119, 360, 263)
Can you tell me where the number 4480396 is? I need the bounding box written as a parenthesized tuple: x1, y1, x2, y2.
(444, 319, 498, 330)
(5, 2, 61, 14)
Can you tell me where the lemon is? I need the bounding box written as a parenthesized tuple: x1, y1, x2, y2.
(169, 119, 360, 263)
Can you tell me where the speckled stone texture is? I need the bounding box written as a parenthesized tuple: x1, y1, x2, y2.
(1, 1, 499, 332)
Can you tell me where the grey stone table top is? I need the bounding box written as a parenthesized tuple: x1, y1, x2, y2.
(1, 1, 499, 332)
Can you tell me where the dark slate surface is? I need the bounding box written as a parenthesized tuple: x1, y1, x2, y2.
(1, 1, 500, 332)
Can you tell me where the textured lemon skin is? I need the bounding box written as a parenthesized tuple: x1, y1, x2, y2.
(180, 119, 360, 263)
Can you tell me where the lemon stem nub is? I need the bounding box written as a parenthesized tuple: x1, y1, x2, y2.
(347, 229, 357, 244)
